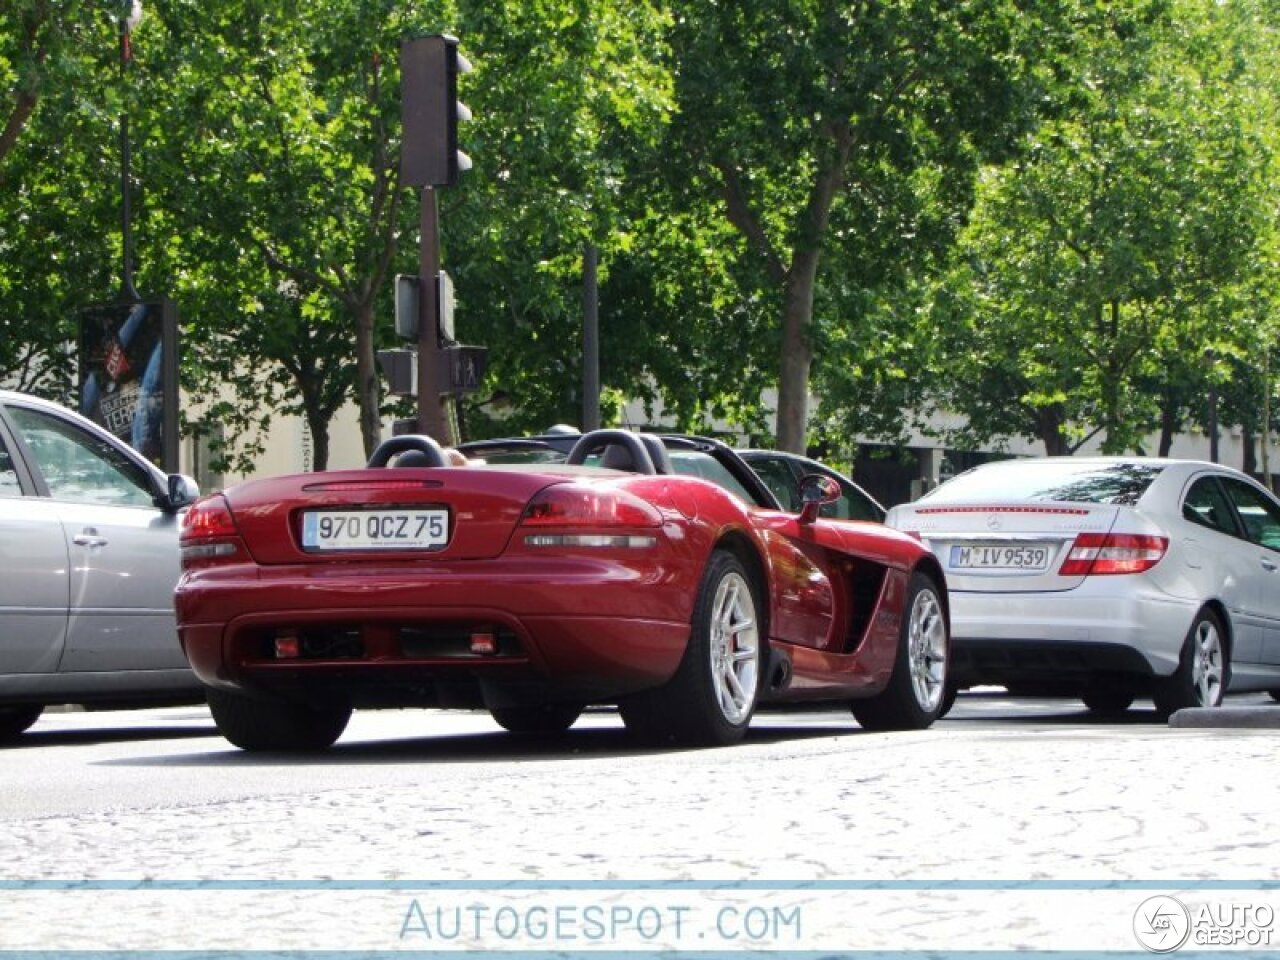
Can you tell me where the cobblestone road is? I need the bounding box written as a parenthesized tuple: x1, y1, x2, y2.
(3, 698, 1279, 951)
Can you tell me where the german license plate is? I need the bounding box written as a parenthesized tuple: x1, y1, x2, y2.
(950, 543, 1051, 571)
(301, 509, 448, 551)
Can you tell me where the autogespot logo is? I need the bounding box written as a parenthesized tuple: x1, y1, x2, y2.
(1134, 895, 1192, 953)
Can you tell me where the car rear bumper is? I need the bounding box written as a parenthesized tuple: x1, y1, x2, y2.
(175, 559, 692, 707)
(948, 583, 1199, 684)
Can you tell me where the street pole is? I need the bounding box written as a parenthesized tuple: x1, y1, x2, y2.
(1209, 384, 1220, 464)
(582, 243, 600, 431)
(118, 4, 141, 302)
(415, 188, 451, 441)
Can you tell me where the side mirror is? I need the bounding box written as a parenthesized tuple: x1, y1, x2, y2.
(798, 474, 840, 524)
(159, 474, 200, 512)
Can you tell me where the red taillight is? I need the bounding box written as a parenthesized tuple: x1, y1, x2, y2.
(181, 494, 239, 541)
(469, 631, 498, 655)
(180, 495, 246, 569)
(1059, 533, 1168, 576)
(520, 485, 663, 529)
(274, 632, 301, 659)
(519, 485, 662, 549)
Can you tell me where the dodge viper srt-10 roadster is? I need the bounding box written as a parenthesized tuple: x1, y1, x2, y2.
(175, 430, 950, 751)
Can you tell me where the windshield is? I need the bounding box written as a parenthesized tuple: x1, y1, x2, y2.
(928, 461, 1163, 507)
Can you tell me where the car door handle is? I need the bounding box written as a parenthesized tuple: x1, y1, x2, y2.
(73, 529, 109, 549)
(1262, 557, 1277, 572)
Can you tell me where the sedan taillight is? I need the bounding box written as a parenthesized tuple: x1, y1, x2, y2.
(1059, 533, 1168, 576)
(180, 494, 248, 569)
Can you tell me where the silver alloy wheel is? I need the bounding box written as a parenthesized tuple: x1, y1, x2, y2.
(907, 587, 947, 712)
(708, 570, 760, 724)
(1191, 617, 1225, 706)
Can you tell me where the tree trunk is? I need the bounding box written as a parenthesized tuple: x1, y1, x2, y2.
(354, 300, 381, 458)
(776, 253, 819, 454)
(1158, 390, 1176, 457)
(0, 90, 38, 167)
(305, 404, 331, 472)
(1035, 405, 1070, 456)
(1099, 300, 1123, 453)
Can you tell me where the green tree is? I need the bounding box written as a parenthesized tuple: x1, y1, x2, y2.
(0, 0, 95, 165)
(126, 0, 672, 466)
(0, 2, 120, 395)
(656, 0, 1065, 453)
(137, 0, 416, 467)
(448, 0, 673, 437)
(930, 0, 1271, 457)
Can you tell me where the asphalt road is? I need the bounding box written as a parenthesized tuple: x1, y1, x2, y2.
(4, 693, 1279, 953)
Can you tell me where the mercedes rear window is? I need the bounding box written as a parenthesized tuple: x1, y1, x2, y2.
(928, 461, 1164, 506)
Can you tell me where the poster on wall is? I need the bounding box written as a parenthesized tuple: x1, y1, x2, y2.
(78, 299, 179, 472)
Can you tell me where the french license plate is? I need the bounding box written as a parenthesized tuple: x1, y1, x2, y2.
(301, 509, 448, 551)
(950, 543, 1051, 571)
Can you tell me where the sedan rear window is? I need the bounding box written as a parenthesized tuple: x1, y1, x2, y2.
(928, 461, 1164, 506)
(0, 433, 19, 497)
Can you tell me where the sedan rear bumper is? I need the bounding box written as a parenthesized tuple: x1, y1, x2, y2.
(948, 583, 1200, 684)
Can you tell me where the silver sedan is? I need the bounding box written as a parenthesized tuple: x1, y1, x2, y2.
(0, 390, 200, 740)
(886, 457, 1280, 715)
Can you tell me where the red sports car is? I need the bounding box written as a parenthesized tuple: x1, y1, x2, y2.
(175, 430, 950, 751)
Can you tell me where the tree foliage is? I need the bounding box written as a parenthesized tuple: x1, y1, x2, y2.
(927, 0, 1277, 458)
(648, 0, 1072, 452)
(3, 0, 1280, 478)
(0, 2, 118, 397)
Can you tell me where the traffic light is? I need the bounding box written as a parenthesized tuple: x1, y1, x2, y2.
(400, 34, 472, 188)
(376, 349, 417, 397)
(393, 271, 454, 342)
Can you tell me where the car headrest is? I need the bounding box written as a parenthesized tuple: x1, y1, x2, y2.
(638, 434, 672, 475)
(395, 450, 443, 468)
(600, 444, 636, 471)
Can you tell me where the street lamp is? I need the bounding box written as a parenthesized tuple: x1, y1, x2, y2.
(118, 0, 143, 301)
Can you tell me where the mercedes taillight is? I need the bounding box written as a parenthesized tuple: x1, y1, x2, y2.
(1059, 533, 1168, 576)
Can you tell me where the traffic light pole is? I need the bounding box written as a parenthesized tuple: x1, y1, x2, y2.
(583, 243, 600, 431)
(416, 187, 451, 442)
(399, 33, 476, 445)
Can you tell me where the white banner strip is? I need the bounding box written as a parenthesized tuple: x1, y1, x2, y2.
(1, 887, 1278, 952)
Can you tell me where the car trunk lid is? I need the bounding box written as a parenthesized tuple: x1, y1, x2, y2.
(222, 466, 575, 564)
(895, 502, 1123, 593)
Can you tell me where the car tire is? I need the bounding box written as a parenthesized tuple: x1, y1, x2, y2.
(938, 681, 959, 720)
(619, 550, 762, 747)
(491, 703, 583, 735)
(1153, 609, 1229, 716)
(1081, 687, 1136, 715)
(206, 687, 351, 752)
(0, 705, 43, 741)
(853, 572, 949, 731)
